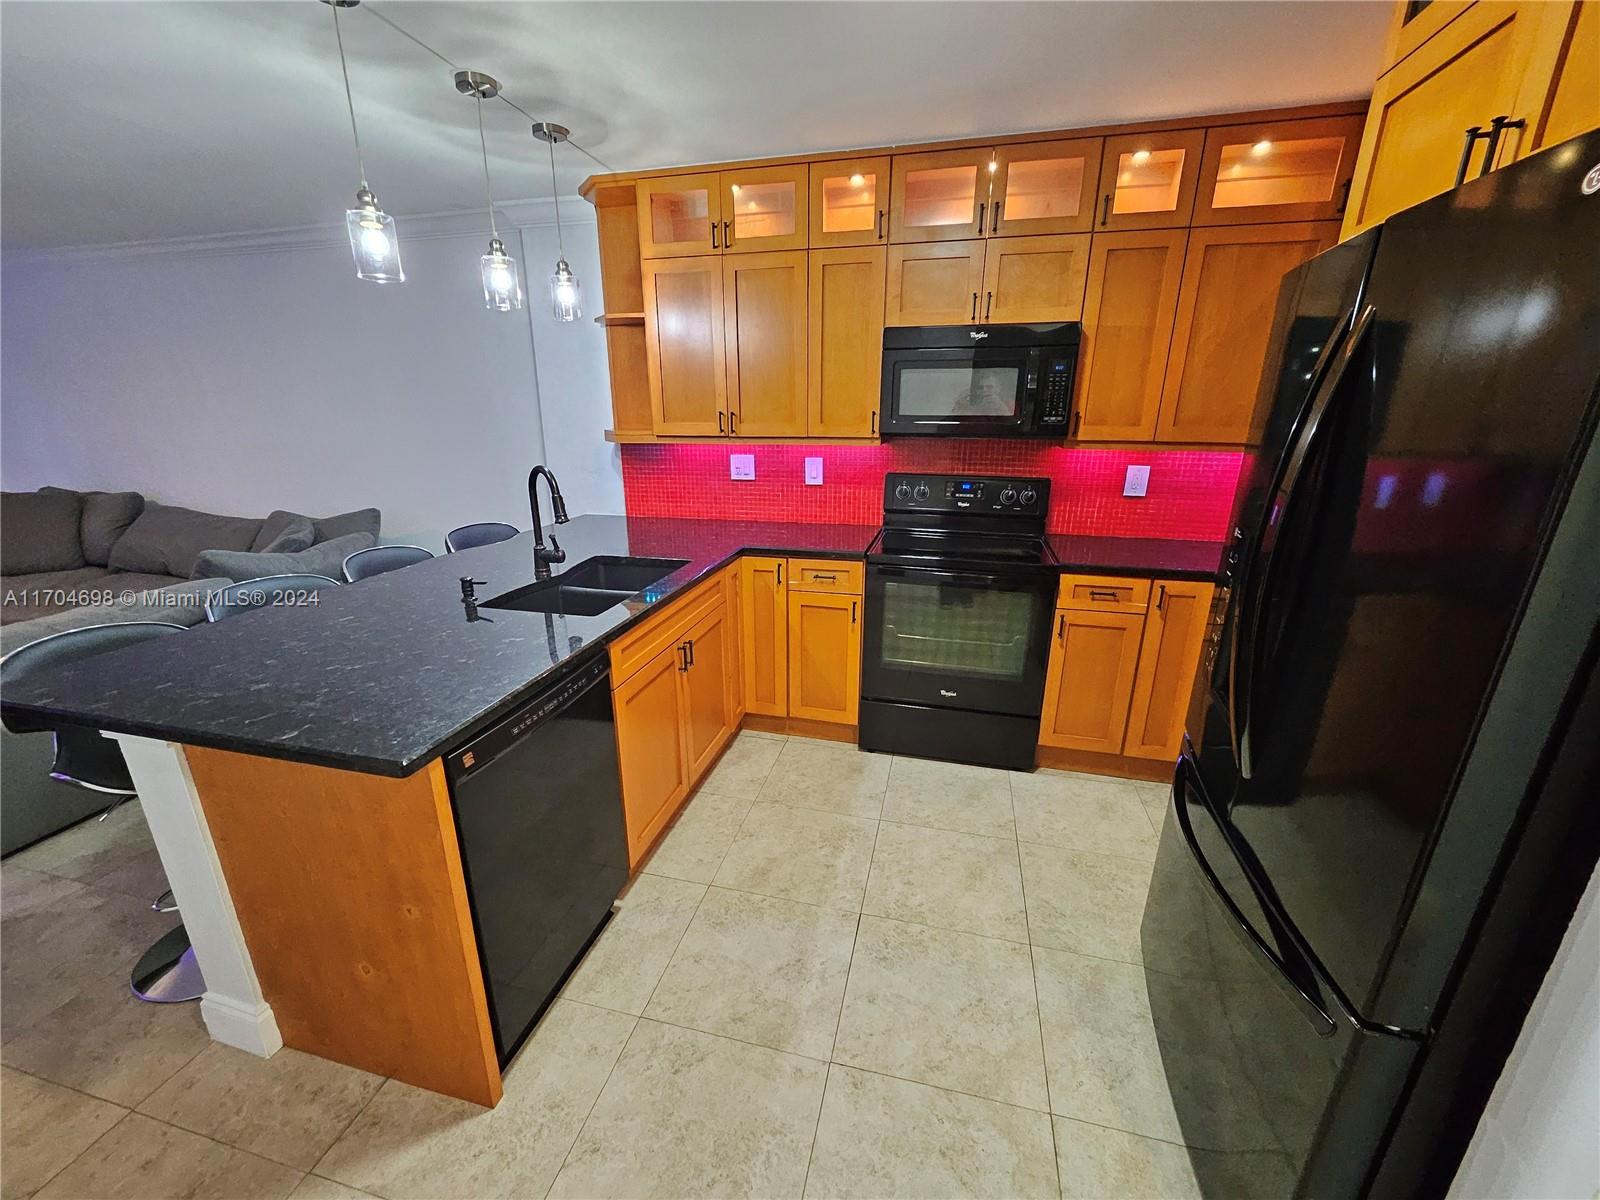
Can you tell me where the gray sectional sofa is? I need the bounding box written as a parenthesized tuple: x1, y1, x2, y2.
(0, 487, 381, 853)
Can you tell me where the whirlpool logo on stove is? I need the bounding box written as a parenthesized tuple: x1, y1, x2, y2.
(940, 689, 958, 697)
(968, 330, 988, 340)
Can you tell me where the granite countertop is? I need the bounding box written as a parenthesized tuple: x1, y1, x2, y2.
(0, 515, 1224, 777)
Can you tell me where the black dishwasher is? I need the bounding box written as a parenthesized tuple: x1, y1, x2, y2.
(443, 655, 627, 1065)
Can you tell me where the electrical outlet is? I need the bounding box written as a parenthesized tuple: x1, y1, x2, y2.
(730, 453, 755, 481)
(1123, 464, 1150, 498)
(804, 457, 823, 486)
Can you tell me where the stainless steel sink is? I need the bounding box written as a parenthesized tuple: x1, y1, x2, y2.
(482, 556, 689, 617)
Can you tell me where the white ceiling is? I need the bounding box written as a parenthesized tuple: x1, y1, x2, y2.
(0, 1, 1391, 251)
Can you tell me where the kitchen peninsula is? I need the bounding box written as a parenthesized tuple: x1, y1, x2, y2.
(0, 514, 1223, 1107)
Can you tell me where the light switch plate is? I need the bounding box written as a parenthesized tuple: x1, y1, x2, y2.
(730, 453, 756, 481)
(804, 456, 823, 486)
(1123, 464, 1150, 498)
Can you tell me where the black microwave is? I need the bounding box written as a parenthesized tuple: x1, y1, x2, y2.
(879, 323, 1080, 438)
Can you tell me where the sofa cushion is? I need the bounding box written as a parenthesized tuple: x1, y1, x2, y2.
(1, 490, 87, 575)
(81, 491, 147, 565)
(0, 566, 118, 624)
(251, 511, 317, 554)
(108, 503, 264, 578)
(191, 531, 377, 584)
(314, 508, 382, 544)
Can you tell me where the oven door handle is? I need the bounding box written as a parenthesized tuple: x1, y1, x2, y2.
(870, 564, 1014, 589)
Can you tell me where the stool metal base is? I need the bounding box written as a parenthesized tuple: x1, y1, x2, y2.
(131, 924, 204, 1003)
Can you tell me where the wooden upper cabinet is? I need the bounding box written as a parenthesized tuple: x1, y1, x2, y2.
(786, 590, 861, 725)
(1379, 0, 1476, 73)
(723, 251, 808, 437)
(990, 138, 1104, 236)
(885, 240, 987, 326)
(739, 557, 787, 716)
(1093, 129, 1206, 231)
(1123, 581, 1215, 760)
(1521, 0, 1600, 157)
(980, 234, 1090, 324)
(811, 156, 891, 247)
(808, 245, 886, 437)
(637, 173, 722, 258)
(1342, 2, 1546, 236)
(1073, 230, 1187, 442)
(681, 599, 735, 780)
(1158, 222, 1337, 445)
(642, 256, 726, 436)
(720, 164, 809, 254)
(1193, 115, 1365, 226)
(890, 148, 990, 242)
(1038, 608, 1144, 753)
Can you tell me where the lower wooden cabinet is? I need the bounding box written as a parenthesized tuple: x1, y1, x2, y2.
(1039, 578, 1216, 761)
(787, 590, 861, 724)
(612, 644, 693, 865)
(739, 557, 788, 716)
(682, 599, 735, 779)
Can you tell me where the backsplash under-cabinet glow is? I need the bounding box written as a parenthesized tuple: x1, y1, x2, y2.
(620, 443, 1244, 540)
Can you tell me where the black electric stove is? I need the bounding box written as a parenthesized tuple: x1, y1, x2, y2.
(859, 473, 1057, 770)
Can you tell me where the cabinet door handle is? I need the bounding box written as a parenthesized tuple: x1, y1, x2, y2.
(1056, 613, 1066, 641)
(677, 643, 689, 672)
(730, 410, 738, 436)
(810, 571, 838, 581)
(776, 562, 783, 585)
(685, 638, 695, 667)
(851, 599, 858, 624)
(1089, 588, 1120, 601)
(991, 201, 1001, 234)
(976, 201, 986, 233)
(1100, 194, 1111, 226)
(984, 290, 993, 321)
(711, 221, 719, 250)
(1334, 179, 1352, 217)
(1155, 584, 1167, 613)
(1455, 126, 1488, 187)
(1480, 114, 1526, 177)
(723, 219, 732, 247)
(1070, 410, 1082, 437)
(970, 292, 979, 322)
(718, 410, 726, 435)
(871, 411, 878, 436)
(877, 209, 885, 239)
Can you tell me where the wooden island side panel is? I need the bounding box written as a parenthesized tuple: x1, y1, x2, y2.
(184, 747, 502, 1107)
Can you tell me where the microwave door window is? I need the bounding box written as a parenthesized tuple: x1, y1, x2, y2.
(899, 365, 1021, 419)
(880, 579, 1034, 680)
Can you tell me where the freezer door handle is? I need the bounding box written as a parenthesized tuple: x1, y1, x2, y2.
(1171, 756, 1337, 1036)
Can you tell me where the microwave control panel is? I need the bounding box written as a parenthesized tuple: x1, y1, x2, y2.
(886, 473, 1050, 517)
(1038, 357, 1074, 426)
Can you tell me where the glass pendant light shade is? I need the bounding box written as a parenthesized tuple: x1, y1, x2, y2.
(481, 237, 524, 311)
(345, 187, 404, 283)
(549, 258, 581, 322)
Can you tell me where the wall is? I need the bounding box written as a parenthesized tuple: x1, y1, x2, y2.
(621, 442, 1244, 540)
(1449, 864, 1600, 1200)
(0, 207, 620, 549)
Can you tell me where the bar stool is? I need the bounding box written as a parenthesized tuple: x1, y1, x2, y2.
(445, 522, 519, 553)
(0, 621, 205, 1002)
(204, 573, 340, 622)
(342, 544, 433, 582)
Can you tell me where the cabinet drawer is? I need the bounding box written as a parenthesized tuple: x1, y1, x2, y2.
(1057, 574, 1151, 613)
(788, 558, 864, 594)
(609, 572, 724, 687)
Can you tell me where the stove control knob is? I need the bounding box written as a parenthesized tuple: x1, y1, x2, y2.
(913, 483, 930, 502)
(894, 482, 912, 502)
(1019, 487, 1038, 507)
(999, 487, 1018, 506)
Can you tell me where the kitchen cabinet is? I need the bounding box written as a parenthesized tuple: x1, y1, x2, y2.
(1039, 608, 1145, 754)
(1158, 222, 1337, 444)
(885, 240, 987, 325)
(637, 172, 722, 258)
(1193, 115, 1366, 226)
(808, 245, 886, 437)
(1073, 229, 1187, 441)
(613, 642, 692, 864)
(890, 148, 990, 242)
(723, 251, 808, 437)
(739, 556, 788, 716)
(979, 233, 1091, 324)
(811, 156, 890, 247)
(989, 138, 1104, 236)
(642, 256, 727, 435)
(720, 164, 809, 254)
(1123, 581, 1215, 760)
(787, 590, 861, 725)
(1521, 0, 1599, 155)
(682, 599, 737, 779)
(1093, 129, 1206, 232)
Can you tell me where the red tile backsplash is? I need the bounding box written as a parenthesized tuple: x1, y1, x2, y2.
(620, 442, 1244, 540)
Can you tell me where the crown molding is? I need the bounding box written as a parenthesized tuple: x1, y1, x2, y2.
(4, 197, 592, 267)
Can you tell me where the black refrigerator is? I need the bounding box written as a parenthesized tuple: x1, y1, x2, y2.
(1140, 132, 1600, 1199)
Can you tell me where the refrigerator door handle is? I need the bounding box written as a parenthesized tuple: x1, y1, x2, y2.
(1233, 303, 1377, 777)
(1172, 756, 1337, 1036)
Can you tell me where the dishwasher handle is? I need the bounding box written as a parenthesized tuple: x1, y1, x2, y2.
(445, 655, 611, 784)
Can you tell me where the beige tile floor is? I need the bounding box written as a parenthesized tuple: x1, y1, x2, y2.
(0, 733, 1249, 1200)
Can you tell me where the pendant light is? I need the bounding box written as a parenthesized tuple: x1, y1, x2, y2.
(324, 0, 403, 283)
(455, 71, 523, 312)
(532, 122, 581, 322)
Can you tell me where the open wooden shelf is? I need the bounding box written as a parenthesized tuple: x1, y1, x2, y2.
(594, 312, 646, 326)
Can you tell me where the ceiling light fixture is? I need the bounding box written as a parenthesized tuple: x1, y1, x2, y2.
(324, 0, 403, 283)
(456, 70, 523, 312)
(532, 121, 581, 323)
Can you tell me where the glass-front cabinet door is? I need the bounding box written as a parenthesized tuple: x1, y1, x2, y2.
(719, 164, 809, 254)
(989, 137, 1104, 236)
(810, 156, 891, 247)
(637, 173, 723, 258)
(1192, 116, 1365, 225)
(890, 148, 991, 243)
(1094, 129, 1206, 232)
